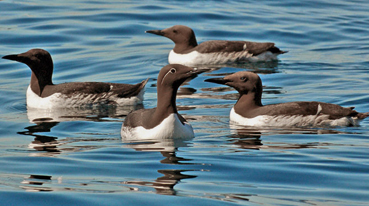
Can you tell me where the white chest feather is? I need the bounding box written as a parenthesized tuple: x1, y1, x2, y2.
(168, 50, 278, 66)
(121, 113, 194, 139)
(230, 108, 358, 128)
(26, 86, 144, 109)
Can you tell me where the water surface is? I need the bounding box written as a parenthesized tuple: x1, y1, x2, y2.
(0, 0, 369, 205)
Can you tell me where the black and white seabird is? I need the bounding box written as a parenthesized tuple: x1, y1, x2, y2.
(146, 25, 287, 66)
(205, 71, 368, 127)
(2, 49, 149, 109)
(121, 64, 197, 139)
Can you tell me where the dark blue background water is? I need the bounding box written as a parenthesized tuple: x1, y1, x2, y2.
(1, 0, 369, 205)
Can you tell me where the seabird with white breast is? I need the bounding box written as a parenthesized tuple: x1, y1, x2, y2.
(121, 64, 197, 139)
(3, 49, 148, 109)
(146, 25, 287, 66)
(205, 71, 368, 127)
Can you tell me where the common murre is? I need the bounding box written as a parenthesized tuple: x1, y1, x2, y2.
(3, 49, 149, 109)
(146, 25, 287, 66)
(205, 71, 369, 127)
(121, 64, 197, 139)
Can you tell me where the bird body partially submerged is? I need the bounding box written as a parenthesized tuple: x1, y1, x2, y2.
(3, 49, 148, 108)
(205, 71, 368, 128)
(146, 25, 286, 66)
(122, 64, 197, 139)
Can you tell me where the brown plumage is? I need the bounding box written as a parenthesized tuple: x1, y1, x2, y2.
(123, 64, 198, 129)
(146, 25, 286, 64)
(205, 71, 368, 127)
(3, 49, 148, 107)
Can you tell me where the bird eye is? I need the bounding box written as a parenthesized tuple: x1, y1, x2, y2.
(240, 77, 248, 81)
(173, 30, 177, 33)
(170, 68, 176, 73)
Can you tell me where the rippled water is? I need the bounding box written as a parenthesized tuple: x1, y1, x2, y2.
(1, 0, 369, 205)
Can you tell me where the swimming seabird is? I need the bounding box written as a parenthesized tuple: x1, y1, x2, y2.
(205, 71, 368, 127)
(146, 25, 287, 66)
(121, 64, 197, 139)
(3, 49, 148, 109)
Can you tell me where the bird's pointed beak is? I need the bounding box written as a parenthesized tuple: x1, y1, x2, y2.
(145, 29, 165, 36)
(204, 77, 232, 85)
(3, 52, 33, 66)
(2, 50, 31, 64)
(182, 67, 199, 80)
(187, 67, 198, 74)
(2, 54, 22, 62)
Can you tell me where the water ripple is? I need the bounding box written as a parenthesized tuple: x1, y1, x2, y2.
(0, 0, 369, 205)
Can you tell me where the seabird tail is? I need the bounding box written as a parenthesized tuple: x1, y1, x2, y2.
(140, 78, 150, 90)
(268, 46, 288, 54)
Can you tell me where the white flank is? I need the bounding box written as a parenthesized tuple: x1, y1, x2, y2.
(230, 107, 359, 128)
(121, 113, 194, 139)
(168, 50, 279, 66)
(26, 86, 144, 109)
(115, 87, 145, 106)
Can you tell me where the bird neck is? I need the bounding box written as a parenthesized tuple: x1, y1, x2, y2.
(155, 85, 178, 119)
(234, 93, 262, 116)
(30, 72, 53, 96)
(173, 36, 198, 53)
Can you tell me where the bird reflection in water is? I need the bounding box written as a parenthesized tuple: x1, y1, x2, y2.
(27, 104, 142, 123)
(20, 174, 55, 192)
(229, 124, 352, 151)
(123, 169, 196, 196)
(20, 105, 141, 156)
(122, 135, 197, 195)
(18, 122, 61, 156)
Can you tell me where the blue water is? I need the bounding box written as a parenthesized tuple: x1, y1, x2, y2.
(1, 0, 369, 205)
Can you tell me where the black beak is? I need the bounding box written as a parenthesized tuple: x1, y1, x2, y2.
(204, 77, 232, 85)
(183, 68, 199, 81)
(145, 29, 165, 36)
(2, 54, 21, 62)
